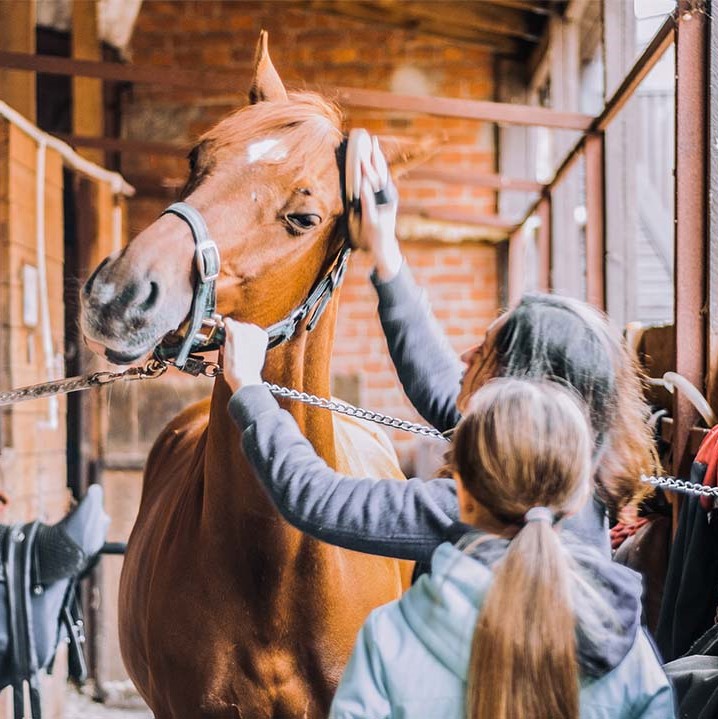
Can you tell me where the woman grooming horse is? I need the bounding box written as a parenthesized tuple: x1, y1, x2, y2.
(328, 379, 673, 718)
(223, 132, 659, 565)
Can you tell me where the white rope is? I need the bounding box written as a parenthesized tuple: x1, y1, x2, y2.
(0, 100, 134, 197)
(34, 138, 59, 430)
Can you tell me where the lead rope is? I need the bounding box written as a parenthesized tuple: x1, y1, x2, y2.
(0, 358, 714, 497)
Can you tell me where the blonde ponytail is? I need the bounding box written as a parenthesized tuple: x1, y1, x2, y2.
(450, 378, 592, 719)
(467, 521, 578, 719)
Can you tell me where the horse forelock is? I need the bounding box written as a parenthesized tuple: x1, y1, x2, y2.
(202, 92, 343, 160)
(180, 92, 343, 203)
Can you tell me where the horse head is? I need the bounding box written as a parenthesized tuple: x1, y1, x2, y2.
(80, 32, 427, 365)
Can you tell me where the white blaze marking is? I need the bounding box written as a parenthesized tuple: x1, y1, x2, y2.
(247, 138, 287, 164)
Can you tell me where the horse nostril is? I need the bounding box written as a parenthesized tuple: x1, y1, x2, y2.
(140, 281, 160, 312)
(82, 256, 111, 298)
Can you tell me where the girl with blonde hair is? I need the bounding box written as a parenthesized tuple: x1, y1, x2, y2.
(328, 379, 673, 718)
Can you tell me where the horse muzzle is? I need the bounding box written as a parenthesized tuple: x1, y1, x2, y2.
(80, 252, 188, 365)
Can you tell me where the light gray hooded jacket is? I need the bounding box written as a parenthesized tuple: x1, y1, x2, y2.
(329, 535, 674, 719)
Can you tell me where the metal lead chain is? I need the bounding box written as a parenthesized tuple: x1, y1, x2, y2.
(4, 355, 718, 499)
(262, 382, 448, 441)
(640, 474, 718, 497)
(0, 358, 167, 407)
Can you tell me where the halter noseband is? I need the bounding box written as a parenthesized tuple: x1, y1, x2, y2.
(155, 138, 352, 370)
(158, 201, 221, 368)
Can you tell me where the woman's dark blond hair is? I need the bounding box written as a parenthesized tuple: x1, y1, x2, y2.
(469, 293, 658, 514)
(451, 378, 593, 719)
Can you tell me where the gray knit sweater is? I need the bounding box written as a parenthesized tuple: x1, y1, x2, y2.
(228, 263, 610, 562)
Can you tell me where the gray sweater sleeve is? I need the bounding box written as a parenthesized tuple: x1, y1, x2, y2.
(228, 385, 459, 563)
(372, 263, 463, 433)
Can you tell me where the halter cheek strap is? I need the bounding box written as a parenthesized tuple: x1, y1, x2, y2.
(264, 243, 351, 349)
(157, 136, 353, 368)
(160, 201, 221, 368)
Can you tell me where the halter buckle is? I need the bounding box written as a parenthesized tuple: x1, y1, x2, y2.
(196, 241, 221, 283)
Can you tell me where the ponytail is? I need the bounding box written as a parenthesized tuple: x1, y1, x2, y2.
(467, 521, 578, 719)
(451, 379, 593, 719)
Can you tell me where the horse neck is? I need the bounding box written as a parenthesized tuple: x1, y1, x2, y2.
(202, 302, 338, 527)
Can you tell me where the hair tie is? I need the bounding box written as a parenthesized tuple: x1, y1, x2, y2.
(524, 506, 554, 524)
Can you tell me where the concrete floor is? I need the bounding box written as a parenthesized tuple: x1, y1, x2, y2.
(63, 684, 152, 719)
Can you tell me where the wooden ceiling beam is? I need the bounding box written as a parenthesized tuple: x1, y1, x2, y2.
(488, 0, 556, 16)
(0, 51, 593, 129)
(0, 49, 241, 91)
(54, 133, 189, 157)
(304, 1, 527, 52)
(404, 165, 544, 192)
(337, 86, 592, 129)
(396, 2, 541, 42)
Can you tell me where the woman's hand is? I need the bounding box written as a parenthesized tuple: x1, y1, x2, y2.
(222, 318, 269, 394)
(348, 135, 403, 282)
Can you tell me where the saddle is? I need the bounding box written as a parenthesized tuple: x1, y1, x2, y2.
(0, 485, 109, 718)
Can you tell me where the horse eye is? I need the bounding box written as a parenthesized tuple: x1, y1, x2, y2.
(285, 214, 321, 233)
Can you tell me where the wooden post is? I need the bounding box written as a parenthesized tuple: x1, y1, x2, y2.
(536, 193, 551, 293)
(548, 14, 582, 298)
(72, 0, 104, 165)
(507, 227, 526, 306)
(673, 1, 708, 477)
(603, 0, 638, 327)
(0, 1, 36, 122)
(584, 132, 606, 310)
(708, 0, 718, 415)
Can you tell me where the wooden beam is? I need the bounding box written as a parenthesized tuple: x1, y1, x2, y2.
(547, 13, 581, 299)
(536, 193, 552, 292)
(305, 1, 536, 51)
(709, 0, 718, 414)
(673, 1, 708, 476)
(0, 50, 593, 129)
(404, 166, 544, 192)
(399, 203, 517, 233)
(72, 0, 103, 165)
(56, 133, 189, 157)
(0, 50, 242, 92)
(596, 12, 675, 131)
(336, 86, 592, 128)
(393, 2, 541, 43)
(603, 0, 638, 327)
(584, 132, 606, 310)
(489, 0, 555, 15)
(0, 2, 36, 122)
(516, 12, 676, 232)
(508, 225, 527, 305)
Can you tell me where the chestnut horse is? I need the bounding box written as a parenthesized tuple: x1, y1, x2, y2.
(80, 35, 417, 719)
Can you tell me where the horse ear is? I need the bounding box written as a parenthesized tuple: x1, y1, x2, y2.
(377, 135, 440, 178)
(248, 31, 288, 104)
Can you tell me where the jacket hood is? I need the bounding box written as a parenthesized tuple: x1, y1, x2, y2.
(399, 529, 642, 682)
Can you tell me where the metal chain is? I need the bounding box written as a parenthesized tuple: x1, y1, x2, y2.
(640, 474, 718, 497)
(263, 382, 448, 441)
(4, 355, 718, 498)
(0, 359, 168, 407)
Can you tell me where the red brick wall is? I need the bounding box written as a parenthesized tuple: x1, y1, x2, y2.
(125, 1, 497, 220)
(122, 1, 502, 466)
(334, 242, 499, 465)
